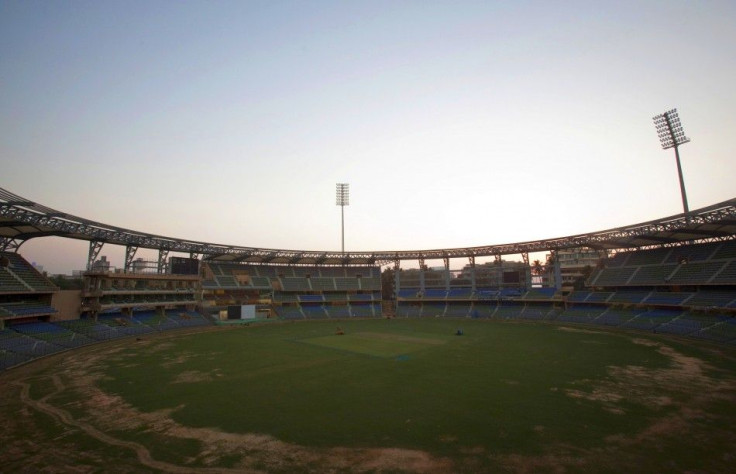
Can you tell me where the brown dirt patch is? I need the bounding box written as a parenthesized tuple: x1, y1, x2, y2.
(493, 336, 736, 472)
(3, 325, 736, 473)
(161, 352, 196, 368)
(562, 337, 725, 414)
(171, 370, 216, 384)
(6, 335, 454, 473)
(557, 326, 605, 335)
(355, 331, 447, 345)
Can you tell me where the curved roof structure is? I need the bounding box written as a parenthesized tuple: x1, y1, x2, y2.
(2, 186, 736, 266)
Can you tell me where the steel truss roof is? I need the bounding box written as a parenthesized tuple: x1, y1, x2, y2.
(2, 186, 736, 266)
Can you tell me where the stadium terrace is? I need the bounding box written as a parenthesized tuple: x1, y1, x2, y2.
(2, 185, 736, 351)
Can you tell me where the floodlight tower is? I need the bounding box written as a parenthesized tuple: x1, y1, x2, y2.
(336, 183, 349, 254)
(653, 108, 691, 213)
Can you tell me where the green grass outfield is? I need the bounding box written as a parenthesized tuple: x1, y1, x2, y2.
(2, 318, 736, 472)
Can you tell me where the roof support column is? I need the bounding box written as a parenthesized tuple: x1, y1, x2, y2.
(469, 255, 476, 293)
(443, 257, 450, 291)
(418, 257, 425, 294)
(393, 259, 401, 313)
(124, 245, 138, 273)
(494, 253, 503, 289)
(87, 241, 104, 271)
(552, 250, 562, 291)
(521, 252, 530, 290)
(0, 237, 23, 253)
(157, 249, 169, 274)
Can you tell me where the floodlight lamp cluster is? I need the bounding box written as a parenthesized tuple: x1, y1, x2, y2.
(336, 183, 349, 206)
(653, 108, 690, 150)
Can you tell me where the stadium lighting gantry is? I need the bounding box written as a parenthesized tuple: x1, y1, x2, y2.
(653, 108, 691, 213)
(336, 183, 350, 254)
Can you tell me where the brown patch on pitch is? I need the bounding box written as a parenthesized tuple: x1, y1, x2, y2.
(494, 337, 736, 472)
(160, 352, 196, 368)
(563, 338, 719, 412)
(142, 341, 176, 353)
(5, 325, 736, 473)
(496, 451, 588, 474)
(355, 331, 447, 345)
(171, 370, 217, 384)
(565, 388, 623, 404)
(557, 326, 605, 335)
(9, 340, 455, 473)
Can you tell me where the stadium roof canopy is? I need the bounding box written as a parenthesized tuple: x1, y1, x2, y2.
(2, 186, 736, 266)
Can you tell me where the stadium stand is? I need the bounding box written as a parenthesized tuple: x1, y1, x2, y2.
(424, 289, 448, 299)
(348, 293, 379, 302)
(590, 266, 637, 286)
(0, 252, 57, 292)
(656, 312, 721, 337)
(396, 303, 421, 318)
(686, 290, 736, 308)
(5, 223, 736, 372)
(326, 305, 352, 319)
(593, 308, 644, 327)
(519, 304, 557, 321)
(469, 303, 495, 319)
(693, 317, 736, 344)
(301, 305, 329, 319)
(310, 277, 336, 291)
(710, 261, 736, 284)
(627, 264, 678, 286)
(1, 253, 59, 332)
(521, 288, 558, 300)
(557, 306, 606, 324)
(201, 263, 382, 322)
(275, 305, 305, 320)
(0, 302, 57, 318)
(622, 309, 681, 331)
(423, 302, 447, 317)
(281, 277, 311, 291)
(643, 291, 693, 306)
(589, 240, 736, 288)
(445, 303, 470, 318)
(447, 288, 473, 299)
(298, 294, 325, 303)
(0, 308, 213, 371)
(398, 288, 421, 299)
(56, 318, 121, 341)
(607, 290, 651, 304)
(494, 303, 521, 320)
(0, 268, 28, 292)
(13, 321, 95, 349)
(350, 303, 380, 318)
(586, 291, 615, 303)
(335, 277, 360, 291)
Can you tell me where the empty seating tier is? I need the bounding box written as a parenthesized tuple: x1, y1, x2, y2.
(1, 252, 57, 292)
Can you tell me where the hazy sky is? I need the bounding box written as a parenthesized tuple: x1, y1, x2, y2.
(2, 1, 735, 274)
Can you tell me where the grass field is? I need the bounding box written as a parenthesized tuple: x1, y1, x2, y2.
(2, 318, 736, 472)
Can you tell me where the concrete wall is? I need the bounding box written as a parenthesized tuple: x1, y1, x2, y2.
(51, 290, 82, 321)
